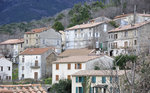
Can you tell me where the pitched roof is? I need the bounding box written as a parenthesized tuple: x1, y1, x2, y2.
(66, 22, 105, 30)
(0, 39, 24, 45)
(0, 84, 47, 93)
(114, 13, 133, 19)
(138, 13, 150, 17)
(25, 27, 49, 34)
(53, 56, 100, 63)
(108, 21, 150, 33)
(72, 70, 130, 76)
(20, 47, 53, 55)
(59, 48, 93, 57)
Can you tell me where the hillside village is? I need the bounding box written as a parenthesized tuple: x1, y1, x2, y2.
(0, 12, 150, 93)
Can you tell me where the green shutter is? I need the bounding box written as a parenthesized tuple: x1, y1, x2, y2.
(102, 76, 106, 83)
(76, 87, 78, 93)
(110, 76, 112, 83)
(90, 87, 93, 93)
(76, 77, 78, 82)
(96, 88, 98, 93)
(81, 87, 83, 93)
(100, 43, 103, 48)
(92, 76, 96, 83)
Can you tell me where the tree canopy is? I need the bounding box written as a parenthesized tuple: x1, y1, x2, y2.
(52, 21, 64, 31)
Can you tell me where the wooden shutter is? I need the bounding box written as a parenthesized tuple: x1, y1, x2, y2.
(68, 64, 71, 70)
(68, 75, 71, 80)
(79, 64, 82, 69)
(56, 64, 59, 70)
(75, 64, 77, 69)
(35, 60, 38, 66)
(56, 75, 59, 81)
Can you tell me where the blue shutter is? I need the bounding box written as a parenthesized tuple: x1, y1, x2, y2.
(81, 77, 84, 83)
(110, 76, 112, 83)
(76, 77, 78, 82)
(76, 87, 78, 93)
(81, 87, 83, 93)
(96, 88, 98, 93)
(90, 87, 93, 93)
(102, 76, 106, 83)
(92, 76, 96, 83)
(110, 87, 112, 93)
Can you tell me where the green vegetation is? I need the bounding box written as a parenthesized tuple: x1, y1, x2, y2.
(43, 77, 52, 84)
(12, 68, 18, 81)
(52, 21, 64, 31)
(114, 54, 137, 69)
(109, 21, 119, 28)
(94, 66, 100, 70)
(50, 79, 71, 93)
(82, 76, 91, 93)
(55, 13, 65, 21)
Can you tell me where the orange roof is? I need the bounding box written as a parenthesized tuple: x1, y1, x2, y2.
(66, 22, 105, 30)
(108, 21, 150, 33)
(53, 56, 100, 63)
(0, 39, 24, 45)
(59, 48, 93, 57)
(114, 13, 133, 19)
(20, 47, 54, 55)
(25, 27, 48, 34)
(0, 84, 47, 93)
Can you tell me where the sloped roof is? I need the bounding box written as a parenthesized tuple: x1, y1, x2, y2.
(66, 22, 105, 30)
(0, 84, 47, 93)
(0, 39, 24, 45)
(59, 48, 93, 57)
(53, 56, 100, 63)
(72, 70, 130, 76)
(108, 21, 150, 33)
(25, 27, 49, 34)
(20, 47, 54, 55)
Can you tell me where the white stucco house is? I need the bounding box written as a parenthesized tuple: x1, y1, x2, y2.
(0, 57, 12, 81)
(0, 39, 24, 63)
(52, 55, 114, 84)
(18, 47, 57, 80)
(71, 70, 130, 93)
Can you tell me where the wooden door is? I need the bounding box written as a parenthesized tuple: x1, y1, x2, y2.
(34, 72, 38, 80)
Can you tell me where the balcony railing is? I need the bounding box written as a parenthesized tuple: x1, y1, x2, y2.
(30, 65, 40, 69)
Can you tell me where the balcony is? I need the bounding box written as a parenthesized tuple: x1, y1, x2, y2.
(30, 65, 40, 69)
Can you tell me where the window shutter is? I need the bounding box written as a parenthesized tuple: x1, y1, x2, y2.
(96, 88, 98, 93)
(92, 76, 96, 83)
(76, 77, 78, 82)
(81, 87, 83, 93)
(81, 77, 84, 82)
(80, 64, 82, 69)
(110, 76, 112, 83)
(56, 64, 59, 70)
(102, 76, 106, 83)
(90, 87, 93, 93)
(68, 64, 71, 70)
(75, 64, 77, 69)
(76, 87, 78, 93)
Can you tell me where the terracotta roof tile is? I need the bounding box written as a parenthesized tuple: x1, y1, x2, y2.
(72, 70, 131, 76)
(25, 27, 49, 34)
(53, 56, 100, 63)
(0, 39, 24, 45)
(0, 84, 47, 93)
(20, 47, 54, 55)
(114, 13, 133, 19)
(108, 21, 150, 33)
(66, 22, 105, 30)
(59, 48, 93, 57)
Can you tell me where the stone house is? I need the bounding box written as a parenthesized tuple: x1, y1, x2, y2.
(113, 13, 150, 27)
(64, 21, 114, 50)
(0, 39, 24, 63)
(71, 70, 130, 93)
(18, 47, 57, 80)
(0, 57, 12, 82)
(24, 27, 62, 54)
(108, 21, 150, 56)
(89, 16, 111, 23)
(52, 55, 113, 84)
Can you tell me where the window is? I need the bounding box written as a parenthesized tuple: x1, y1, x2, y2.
(75, 34, 77, 38)
(22, 74, 24, 78)
(8, 67, 10, 71)
(56, 64, 59, 70)
(79, 77, 84, 82)
(114, 42, 118, 48)
(43, 39, 45, 44)
(22, 57, 24, 63)
(36, 39, 38, 44)
(134, 40, 137, 45)
(6, 76, 8, 80)
(0, 76, 1, 80)
(26, 34, 28, 37)
(124, 31, 128, 37)
(75, 63, 82, 69)
(134, 30, 137, 36)
(9, 76, 11, 80)
(81, 33, 83, 38)
(35, 60, 38, 66)
(22, 66, 24, 70)
(76, 77, 84, 83)
(89, 32, 91, 37)
(114, 34, 118, 39)
(21, 43, 22, 48)
(92, 76, 96, 83)
(57, 40, 59, 45)
(104, 24, 107, 32)
(0, 66, 3, 71)
(102, 76, 106, 83)
(67, 75, 71, 80)
(124, 41, 128, 48)
(56, 75, 59, 81)
(110, 76, 112, 83)
(68, 64, 71, 70)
